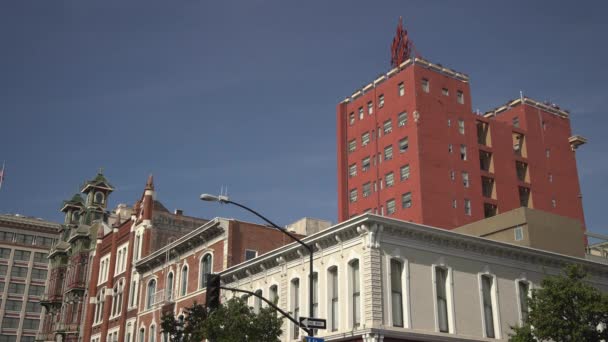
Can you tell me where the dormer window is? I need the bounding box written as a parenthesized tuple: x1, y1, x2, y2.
(72, 211, 80, 224)
(94, 192, 105, 204)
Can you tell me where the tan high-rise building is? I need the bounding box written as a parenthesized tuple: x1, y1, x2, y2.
(0, 214, 61, 342)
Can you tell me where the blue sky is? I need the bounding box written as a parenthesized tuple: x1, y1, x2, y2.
(1, 1, 607, 238)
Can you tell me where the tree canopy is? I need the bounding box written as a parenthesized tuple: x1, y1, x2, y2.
(161, 297, 284, 342)
(509, 264, 608, 342)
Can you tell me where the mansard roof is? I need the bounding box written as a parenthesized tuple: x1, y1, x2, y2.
(80, 172, 114, 193)
(60, 193, 85, 212)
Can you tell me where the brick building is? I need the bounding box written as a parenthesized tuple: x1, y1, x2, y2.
(77, 174, 300, 342)
(81, 176, 208, 342)
(131, 217, 301, 342)
(0, 214, 60, 342)
(336, 21, 587, 231)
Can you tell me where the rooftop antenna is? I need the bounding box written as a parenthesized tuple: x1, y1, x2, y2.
(520, 90, 524, 101)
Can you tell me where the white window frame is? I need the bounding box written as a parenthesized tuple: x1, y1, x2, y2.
(387, 199, 396, 215)
(98, 254, 111, 285)
(422, 79, 429, 93)
(367, 101, 373, 115)
(457, 90, 464, 104)
(290, 277, 301, 340)
(180, 264, 189, 297)
(477, 273, 502, 339)
(515, 278, 532, 326)
(432, 265, 455, 334)
(348, 163, 357, 178)
(199, 253, 213, 289)
(400, 164, 410, 181)
(398, 82, 405, 96)
(327, 266, 339, 332)
(348, 259, 362, 329)
(514, 226, 524, 241)
(458, 119, 465, 135)
(398, 112, 407, 127)
(115, 243, 129, 276)
(362, 132, 370, 146)
(464, 199, 472, 216)
(387, 257, 410, 328)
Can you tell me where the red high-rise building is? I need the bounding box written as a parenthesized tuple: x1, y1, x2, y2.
(337, 21, 587, 230)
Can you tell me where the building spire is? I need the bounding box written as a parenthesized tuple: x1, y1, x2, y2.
(145, 174, 154, 191)
(391, 17, 413, 68)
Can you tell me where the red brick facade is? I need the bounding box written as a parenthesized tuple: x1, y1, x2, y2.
(133, 219, 295, 342)
(337, 58, 586, 231)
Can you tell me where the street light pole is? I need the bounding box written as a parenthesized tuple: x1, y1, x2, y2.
(200, 194, 315, 337)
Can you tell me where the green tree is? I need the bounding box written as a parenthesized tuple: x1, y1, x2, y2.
(161, 301, 207, 342)
(161, 297, 283, 342)
(509, 264, 608, 342)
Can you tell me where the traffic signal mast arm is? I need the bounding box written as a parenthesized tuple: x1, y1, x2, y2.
(219, 285, 312, 336)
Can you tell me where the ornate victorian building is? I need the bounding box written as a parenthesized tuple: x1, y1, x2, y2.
(38, 172, 117, 342)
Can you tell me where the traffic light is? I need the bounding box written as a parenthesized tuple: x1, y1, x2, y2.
(206, 273, 221, 311)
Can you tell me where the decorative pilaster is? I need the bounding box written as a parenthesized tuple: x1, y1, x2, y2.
(360, 223, 384, 328)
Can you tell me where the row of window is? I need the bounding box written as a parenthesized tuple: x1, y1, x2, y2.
(430, 266, 530, 339)
(2, 299, 42, 312)
(1, 317, 39, 330)
(139, 254, 214, 313)
(282, 259, 529, 339)
(0, 335, 36, 342)
(288, 260, 361, 339)
(4, 266, 47, 279)
(348, 132, 409, 157)
(349, 164, 411, 197)
(0, 231, 55, 247)
(348, 80, 464, 127)
(0, 281, 44, 296)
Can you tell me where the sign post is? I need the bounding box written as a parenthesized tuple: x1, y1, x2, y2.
(303, 337, 325, 342)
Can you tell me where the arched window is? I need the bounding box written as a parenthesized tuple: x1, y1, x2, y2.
(254, 289, 263, 314)
(291, 278, 300, 339)
(133, 233, 141, 261)
(350, 259, 360, 328)
(149, 324, 156, 342)
(147, 279, 156, 309)
(139, 328, 145, 342)
(181, 265, 188, 296)
(269, 284, 278, 304)
(200, 254, 212, 288)
(72, 210, 80, 224)
(328, 266, 339, 331)
(517, 280, 530, 324)
(390, 259, 404, 327)
(434, 266, 453, 333)
(94, 192, 105, 204)
(166, 272, 174, 301)
(480, 274, 500, 338)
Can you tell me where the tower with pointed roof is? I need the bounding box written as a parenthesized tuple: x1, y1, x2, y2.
(80, 171, 114, 225)
(39, 170, 115, 342)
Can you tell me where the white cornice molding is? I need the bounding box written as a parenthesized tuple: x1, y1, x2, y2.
(221, 214, 608, 284)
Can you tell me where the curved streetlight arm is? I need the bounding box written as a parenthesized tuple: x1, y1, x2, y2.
(222, 199, 313, 253)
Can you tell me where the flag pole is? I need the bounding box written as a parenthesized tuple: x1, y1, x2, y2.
(0, 161, 5, 191)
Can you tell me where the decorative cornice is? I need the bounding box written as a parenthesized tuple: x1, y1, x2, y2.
(221, 214, 608, 284)
(134, 218, 224, 273)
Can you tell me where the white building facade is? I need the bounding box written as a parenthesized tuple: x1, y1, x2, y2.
(220, 214, 608, 342)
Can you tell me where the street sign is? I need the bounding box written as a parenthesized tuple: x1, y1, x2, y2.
(303, 337, 324, 342)
(299, 316, 327, 330)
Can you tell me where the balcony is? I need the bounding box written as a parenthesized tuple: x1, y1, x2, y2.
(40, 293, 63, 307)
(55, 323, 80, 333)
